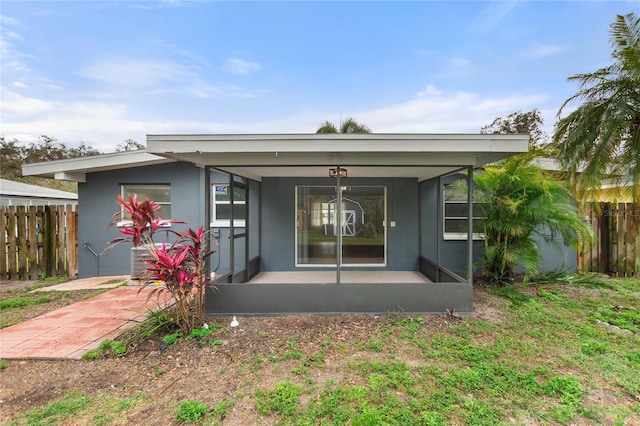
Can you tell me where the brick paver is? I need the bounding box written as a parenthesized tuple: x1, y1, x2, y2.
(0, 286, 169, 360)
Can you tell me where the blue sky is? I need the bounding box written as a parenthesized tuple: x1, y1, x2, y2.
(1, 1, 638, 153)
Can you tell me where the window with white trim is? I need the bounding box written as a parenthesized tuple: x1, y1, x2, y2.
(212, 184, 246, 227)
(119, 184, 171, 227)
(443, 183, 485, 240)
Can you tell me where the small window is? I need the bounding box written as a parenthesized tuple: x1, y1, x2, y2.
(443, 184, 485, 240)
(212, 184, 246, 227)
(119, 184, 171, 227)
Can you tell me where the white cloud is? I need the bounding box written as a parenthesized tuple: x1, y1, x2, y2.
(12, 81, 28, 88)
(1, 83, 556, 154)
(521, 44, 564, 58)
(356, 89, 550, 134)
(81, 58, 193, 89)
(450, 57, 472, 68)
(79, 57, 261, 99)
(224, 58, 261, 76)
(417, 85, 442, 97)
(468, 1, 519, 34)
(1, 92, 55, 116)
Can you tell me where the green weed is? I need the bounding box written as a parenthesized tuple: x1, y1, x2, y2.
(0, 296, 55, 310)
(626, 350, 640, 364)
(594, 306, 640, 333)
(254, 380, 303, 416)
(212, 399, 233, 420)
(82, 339, 127, 359)
(189, 326, 212, 341)
(538, 288, 565, 301)
(363, 339, 384, 352)
(18, 390, 93, 425)
(581, 339, 608, 355)
(544, 375, 582, 405)
(162, 332, 182, 345)
(175, 399, 208, 423)
(493, 286, 535, 305)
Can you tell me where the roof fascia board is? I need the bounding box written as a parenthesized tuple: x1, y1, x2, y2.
(147, 134, 529, 155)
(159, 151, 517, 168)
(22, 151, 172, 181)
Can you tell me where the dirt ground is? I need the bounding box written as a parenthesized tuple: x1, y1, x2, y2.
(0, 285, 632, 425)
(0, 286, 490, 425)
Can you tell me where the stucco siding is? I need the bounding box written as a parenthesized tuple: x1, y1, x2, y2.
(78, 162, 204, 278)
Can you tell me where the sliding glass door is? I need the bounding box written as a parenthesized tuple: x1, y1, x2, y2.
(296, 186, 385, 266)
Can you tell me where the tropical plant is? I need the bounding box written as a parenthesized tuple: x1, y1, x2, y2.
(466, 154, 592, 285)
(105, 194, 215, 335)
(316, 117, 372, 134)
(553, 13, 640, 201)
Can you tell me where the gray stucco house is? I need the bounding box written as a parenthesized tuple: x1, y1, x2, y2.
(23, 133, 561, 315)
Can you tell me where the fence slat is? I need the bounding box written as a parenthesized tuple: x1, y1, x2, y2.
(578, 202, 639, 277)
(67, 205, 78, 278)
(16, 206, 28, 279)
(56, 206, 65, 276)
(0, 206, 6, 280)
(27, 206, 37, 279)
(7, 206, 17, 280)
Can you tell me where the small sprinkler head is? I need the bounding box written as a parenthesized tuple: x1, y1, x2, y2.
(230, 316, 239, 327)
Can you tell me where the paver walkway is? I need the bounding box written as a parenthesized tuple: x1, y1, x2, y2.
(0, 281, 169, 360)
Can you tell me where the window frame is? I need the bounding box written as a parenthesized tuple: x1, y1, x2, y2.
(117, 184, 172, 228)
(442, 183, 486, 241)
(211, 184, 247, 227)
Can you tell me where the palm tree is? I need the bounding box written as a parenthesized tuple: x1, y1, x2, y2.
(467, 154, 592, 285)
(553, 13, 640, 201)
(316, 117, 372, 134)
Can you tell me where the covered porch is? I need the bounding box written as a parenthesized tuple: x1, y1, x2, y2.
(145, 133, 528, 315)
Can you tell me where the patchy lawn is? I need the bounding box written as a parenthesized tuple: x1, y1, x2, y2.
(0, 276, 638, 425)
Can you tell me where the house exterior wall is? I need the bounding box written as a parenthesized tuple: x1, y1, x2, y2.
(77, 162, 204, 278)
(259, 177, 420, 272)
(76, 162, 576, 281)
(425, 173, 577, 276)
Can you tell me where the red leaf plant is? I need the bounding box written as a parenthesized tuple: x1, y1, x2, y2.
(105, 194, 216, 335)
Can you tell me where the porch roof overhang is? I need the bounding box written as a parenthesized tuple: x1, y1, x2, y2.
(21, 150, 173, 182)
(146, 133, 529, 181)
(21, 133, 529, 182)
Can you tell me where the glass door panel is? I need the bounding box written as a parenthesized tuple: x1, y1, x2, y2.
(296, 186, 337, 265)
(296, 186, 386, 266)
(341, 186, 385, 265)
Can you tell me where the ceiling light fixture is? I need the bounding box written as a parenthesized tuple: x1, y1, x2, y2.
(329, 167, 347, 178)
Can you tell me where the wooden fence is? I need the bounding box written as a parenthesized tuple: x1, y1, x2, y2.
(1, 205, 78, 280)
(577, 202, 639, 277)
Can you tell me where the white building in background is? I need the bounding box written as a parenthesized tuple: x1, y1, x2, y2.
(0, 179, 77, 207)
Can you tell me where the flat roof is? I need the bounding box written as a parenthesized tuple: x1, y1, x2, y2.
(23, 133, 529, 182)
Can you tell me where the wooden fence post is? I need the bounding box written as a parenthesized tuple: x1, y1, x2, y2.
(0, 206, 6, 280)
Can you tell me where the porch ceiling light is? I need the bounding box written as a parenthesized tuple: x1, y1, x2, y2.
(329, 167, 347, 178)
